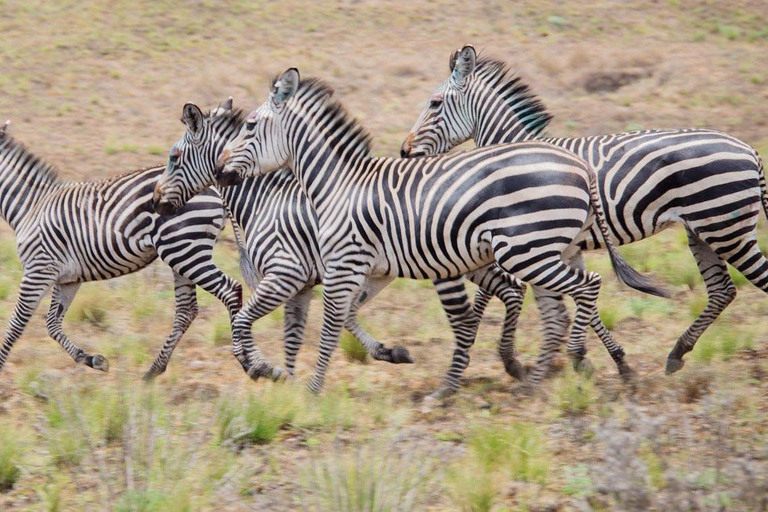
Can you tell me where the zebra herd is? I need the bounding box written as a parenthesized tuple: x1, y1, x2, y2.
(1, 45, 766, 400)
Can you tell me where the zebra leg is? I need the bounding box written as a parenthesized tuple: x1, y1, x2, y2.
(465, 267, 527, 380)
(283, 288, 312, 375)
(665, 231, 736, 374)
(0, 268, 57, 374)
(233, 273, 302, 381)
(344, 276, 413, 364)
(307, 270, 367, 393)
(429, 276, 480, 400)
(46, 283, 109, 372)
(529, 286, 570, 378)
(143, 273, 198, 381)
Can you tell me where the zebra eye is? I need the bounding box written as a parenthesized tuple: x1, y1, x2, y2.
(169, 148, 181, 163)
(430, 99, 443, 109)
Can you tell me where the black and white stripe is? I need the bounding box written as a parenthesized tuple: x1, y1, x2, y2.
(206, 69, 663, 395)
(153, 99, 415, 378)
(0, 122, 254, 379)
(404, 44, 767, 374)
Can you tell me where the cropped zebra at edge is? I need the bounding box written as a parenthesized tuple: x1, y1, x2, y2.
(404, 44, 767, 375)
(0, 124, 262, 380)
(159, 68, 663, 396)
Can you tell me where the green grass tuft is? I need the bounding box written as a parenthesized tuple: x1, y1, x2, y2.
(340, 331, 368, 363)
(551, 368, 596, 416)
(0, 424, 22, 492)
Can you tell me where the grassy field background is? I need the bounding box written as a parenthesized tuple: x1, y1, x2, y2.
(1, 1, 768, 510)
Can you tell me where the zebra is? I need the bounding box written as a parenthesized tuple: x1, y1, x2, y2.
(401, 44, 768, 374)
(0, 120, 262, 380)
(154, 98, 614, 393)
(152, 97, 415, 378)
(155, 68, 665, 395)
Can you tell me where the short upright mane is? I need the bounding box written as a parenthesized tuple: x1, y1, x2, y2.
(206, 107, 247, 135)
(473, 56, 552, 137)
(0, 130, 61, 184)
(285, 77, 373, 163)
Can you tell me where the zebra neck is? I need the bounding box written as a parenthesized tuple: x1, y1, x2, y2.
(0, 140, 62, 231)
(473, 103, 541, 147)
(289, 129, 370, 221)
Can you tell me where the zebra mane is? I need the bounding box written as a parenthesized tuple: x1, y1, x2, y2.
(472, 57, 553, 137)
(204, 107, 247, 138)
(285, 76, 373, 163)
(0, 129, 61, 184)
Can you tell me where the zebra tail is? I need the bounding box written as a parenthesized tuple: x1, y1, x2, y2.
(222, 198, 259, 291)
(586, 168, 671, 298)
(756, 150, 768, 221)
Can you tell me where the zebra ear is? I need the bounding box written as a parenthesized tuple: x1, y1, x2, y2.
(449, 49, 460, 72)
(450, 44, 476, 85)
(182, 103, 204, 135)
(219, 96, 233, 111)
(0, 120, 9, 135)
(273, 68, 300, 104)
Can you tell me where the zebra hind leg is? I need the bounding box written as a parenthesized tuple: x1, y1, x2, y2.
(666, 231, 735, 374)
(283, 288, 312, 375)
(143, 274, 198, 381)
(46, 283, 109, 372)
(0, 268, 57, 374)
(466, 266, 527, 380)
(344, 276, 413, 364)
(530, 287, 570, 378)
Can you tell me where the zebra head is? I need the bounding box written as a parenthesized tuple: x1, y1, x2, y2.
(217, 68, 300, 183)
(402, 45, 552, 157)
(401, 45, 478, 158)
(152, 98, 245, 215)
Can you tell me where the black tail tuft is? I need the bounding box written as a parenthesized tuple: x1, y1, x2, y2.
(607, 248, 671, 298)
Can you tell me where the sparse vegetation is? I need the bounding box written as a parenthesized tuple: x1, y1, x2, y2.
(339, 331, 369, 363)
(2, 0, 768, 509)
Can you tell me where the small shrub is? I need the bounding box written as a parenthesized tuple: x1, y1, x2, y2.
(562, 464, 593, 498)
(446, 459, 497, 512)
(45, 400, 85, 468)
(340, 331, 368, 363)
(598, 301, 626, 330)
(302, 442, 434, 512)
(728, 266, 749, 287)
(218, 386, 301, 446)
(0, 425, 21, 492)
(297, 388, 357, 431)
(67, 291, 109, 327)
(551, 368, 596, 416)
(506, 424, 549, 485)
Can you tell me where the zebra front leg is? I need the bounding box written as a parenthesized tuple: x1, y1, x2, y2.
(666, 230, 735, 374)
(143, 274, 198, 381)
(429, 276, 480, 400)
(344, 276, 413, 364)
(0, 268, 57, 374)
(307, 270, 367, 393)
(466, 266, 527, 380)
(283, 288, 312, 375)
(46, 283, 109, 372)
(233, 273, 301, 381)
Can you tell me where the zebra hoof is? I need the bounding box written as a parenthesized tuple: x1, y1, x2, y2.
(665, 357, 685, 375)
(142, 369, 163, 382)
(426, 386, 456, 402)
(574, 358, 595, 378)
(89, 354, 110, 372)
(391, 346, 414, 364)
(618, 362, 635, 382)
(503, 358, 526, 381)
(271, 367, 288, 382)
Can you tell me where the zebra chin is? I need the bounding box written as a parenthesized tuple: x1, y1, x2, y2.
(151, 198, 178, 216)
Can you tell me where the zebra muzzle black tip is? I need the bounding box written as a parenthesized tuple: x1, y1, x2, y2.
(153, 200, 177, 216)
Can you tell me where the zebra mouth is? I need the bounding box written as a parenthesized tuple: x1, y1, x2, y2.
(403, 150, 426, 159)
(152, 199, 178, 216)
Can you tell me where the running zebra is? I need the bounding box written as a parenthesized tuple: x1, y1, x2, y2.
(153, 98, 415, 377)
(154, 68, 664, 395)
(0, 121, 259, 379)
(402, 44, 768, 374)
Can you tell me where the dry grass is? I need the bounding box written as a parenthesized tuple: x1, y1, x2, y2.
(2, 0, 768, 510)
